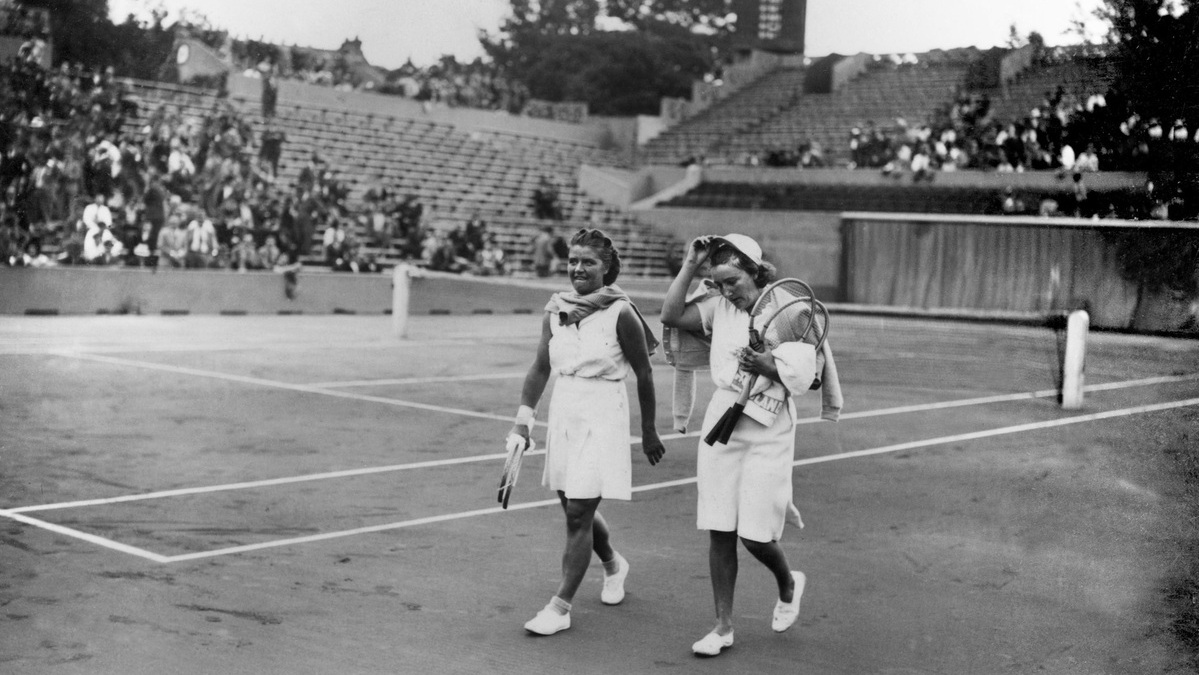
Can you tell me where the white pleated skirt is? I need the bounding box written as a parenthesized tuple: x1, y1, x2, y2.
(542, 375, 633, 500)
(696, 387, 796, 542)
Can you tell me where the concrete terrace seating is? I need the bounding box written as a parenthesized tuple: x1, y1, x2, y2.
(640, 67, 807, 165)
(975, 56, 1117, 124)
(723, 62, 971, 165)
(123, 80, 678, 276)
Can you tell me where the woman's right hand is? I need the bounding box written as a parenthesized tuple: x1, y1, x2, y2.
(682, 236, 713, 269)
(509, 424, 531, 446)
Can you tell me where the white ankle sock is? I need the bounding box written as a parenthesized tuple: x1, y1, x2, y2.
(550, 596, 571, 615)
(601, 552, 620, 575)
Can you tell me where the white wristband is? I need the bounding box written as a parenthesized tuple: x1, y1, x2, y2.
(514, 405, 536, 428)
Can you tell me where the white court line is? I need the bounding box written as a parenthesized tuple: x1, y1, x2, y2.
(0, 509, 170, 563)
(305, 373, 527, 388)
(8, 371, 1198, 515)
(50, 351, 525, 426)
(154, 394, 1199, 563)
(303, 363, 675, 388)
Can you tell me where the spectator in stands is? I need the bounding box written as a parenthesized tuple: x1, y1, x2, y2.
(184, 210, 218, 268)
(1075, 144, 1100, 172)
(261, 65, 278, 119)
(258, 125, 286, 179)
(81, 192, 112, 231)
(322, 215, 346, 268)
(531, 225, 555, 277)
(1000, 186, 1026, 215)
(476, 234, 506, 276)
(230, 225, 259, 272)
(532, 175, 562, 220)
(142, 169, 169, 253)
(1071, 172, 1090, 218)
(257, 233, 286, 270)
(155, 214, 188, 268)
(82, 218, 122, 265)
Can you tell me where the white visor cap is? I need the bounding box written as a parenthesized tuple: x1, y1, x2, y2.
(711, 233, 763, 266)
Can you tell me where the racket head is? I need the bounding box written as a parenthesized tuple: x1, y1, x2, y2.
(754, 279, 829, 352)
(747, 279, 815, 324)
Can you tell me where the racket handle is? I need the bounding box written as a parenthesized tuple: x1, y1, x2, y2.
(735, 373, 757, 407)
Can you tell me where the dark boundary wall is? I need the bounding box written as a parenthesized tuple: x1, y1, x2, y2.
(842, 212, 1199, 333)
(637, 207, 842, 299)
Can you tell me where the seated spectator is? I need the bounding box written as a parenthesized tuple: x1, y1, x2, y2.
(476, 234, 506, 276)
(155, 214, 188, 268)
(322, 217, 346, 268)
(229, 226, 259, 272)
(184, 212, 218, 268)
(1074, 144, 1100, 172)
(257, 233, 287, 270)
(82, 220, 123, 265)
(81, 193, 112, 232)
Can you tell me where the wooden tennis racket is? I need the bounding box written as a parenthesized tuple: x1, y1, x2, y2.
(704, 278, 829, 445)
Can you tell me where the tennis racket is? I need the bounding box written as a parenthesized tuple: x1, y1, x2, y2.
(704, 278, 829, 445)
(497, 433, 534, 509)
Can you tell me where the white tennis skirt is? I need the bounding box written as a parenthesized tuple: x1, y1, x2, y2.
(543, 375, 633, 500)
(696, 387, 796, 542)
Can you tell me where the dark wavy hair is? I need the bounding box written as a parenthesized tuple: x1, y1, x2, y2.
(708, 241, 777, 288)
(570, 228, 621, 286)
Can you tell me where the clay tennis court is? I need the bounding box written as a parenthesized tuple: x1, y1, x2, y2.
(2, 310, 1198, 673)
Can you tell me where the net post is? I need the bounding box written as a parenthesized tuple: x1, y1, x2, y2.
(392, 263, 412, 339)
(1060, 309, 1089, 409)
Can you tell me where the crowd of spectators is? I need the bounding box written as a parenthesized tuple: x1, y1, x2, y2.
(0, 44, 387, 274)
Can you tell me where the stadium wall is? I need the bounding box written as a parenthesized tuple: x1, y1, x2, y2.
(635, 208, 843, 299)
(0, 268, 668, 317)
(842, 213, 1199, 333)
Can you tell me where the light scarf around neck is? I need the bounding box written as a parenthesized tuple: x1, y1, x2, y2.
(545, 284, 660, 355)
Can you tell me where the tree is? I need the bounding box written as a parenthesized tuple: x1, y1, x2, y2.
(1097, 0, 1199, 124)
(481, 0, 723, 116)
(604, 0, 735, 35)
(1094, 1, 1199, 328)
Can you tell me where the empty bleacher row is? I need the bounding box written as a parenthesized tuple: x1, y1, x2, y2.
(639, 67, 807, 165)
(123, 80, 678, 276)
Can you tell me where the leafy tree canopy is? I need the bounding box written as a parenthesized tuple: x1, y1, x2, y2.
(482, 0, 729, 115)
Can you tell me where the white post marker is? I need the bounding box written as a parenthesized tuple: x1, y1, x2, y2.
(392, 263, 412, 339)
(1060, 309, 1089, 409)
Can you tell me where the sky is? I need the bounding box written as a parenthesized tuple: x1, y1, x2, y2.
(107, 0, 1110, 70)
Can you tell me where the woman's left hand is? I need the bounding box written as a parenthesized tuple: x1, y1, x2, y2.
(641, 429, 666, 466)
(737, 344, 776, 377)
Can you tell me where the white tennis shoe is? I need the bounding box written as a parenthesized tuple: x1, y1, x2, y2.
(771, 570, 806, 632)
(691, 629, 734, 656)
(600, 552, 629, 605)
(524, 604, 570, 635)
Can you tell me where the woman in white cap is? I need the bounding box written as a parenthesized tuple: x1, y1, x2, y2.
(661, 234, 809, 656)
(511, 228, 667, 636)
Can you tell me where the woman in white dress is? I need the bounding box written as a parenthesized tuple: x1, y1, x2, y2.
(661, 234, 815, 656)
(512, 228, 667, 636)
